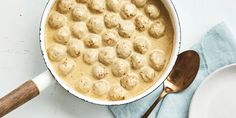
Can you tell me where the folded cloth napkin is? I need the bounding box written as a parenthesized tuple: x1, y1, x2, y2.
(109, 23, 236, 118)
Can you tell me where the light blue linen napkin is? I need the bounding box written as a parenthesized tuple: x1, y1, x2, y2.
(109, 23, 236, 118)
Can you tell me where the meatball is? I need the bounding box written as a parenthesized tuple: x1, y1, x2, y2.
(48, 12, 66, 29)
(102, 30, 118, 46)
(67, 39, 84, 57)
(54, 27, 71, 44)
(47, 44, 66, 61)
(131, 0, 147, 8)
(71, 22, 88, 39)
(140, 66, 155, 82)
(120, 3, 137, 19)
(57, 0, 74, 13)
(149, 50, 166, 71)
(75, 76, 92, 93)
(148, 20, 166, 38)
(92, 64, 108, 79)
(58, 58, 76, 75)
(98, 47, 116, 65)
(145, 4, 160, 19)
(106, 0, 121, 12)
(120, 73, 138, 90)
(93, 80, 110, 96)
(84, 34, 101, 48)
(133, 36, 149, 54)
(134, 15, 149, 31)
(88, 0, 105, 13)
(83, 49, 98, 64)
(111, 59, 129, 77)
(116, 40, 132, 59)
(109, 85, 126, 101)
(87, 16, 104, 34)
(130, 53, 145, 69)
(72, 5, 89, 21)
(118, 21, 135, 38)
(104, 13, 120, 28)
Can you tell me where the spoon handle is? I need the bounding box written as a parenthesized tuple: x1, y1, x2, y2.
(142, 89, 168, 118)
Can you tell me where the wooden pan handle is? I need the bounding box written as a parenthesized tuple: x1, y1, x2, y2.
(0, 80, 39, 117)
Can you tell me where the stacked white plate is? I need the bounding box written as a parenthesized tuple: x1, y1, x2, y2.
(189, 64, 236, 118)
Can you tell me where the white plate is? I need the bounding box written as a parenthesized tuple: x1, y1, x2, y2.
(189, 64, 236, 118)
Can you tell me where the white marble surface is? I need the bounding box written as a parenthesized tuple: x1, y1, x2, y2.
(0, 0, 235, 118)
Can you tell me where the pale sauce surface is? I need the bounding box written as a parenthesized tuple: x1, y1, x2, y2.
(45, 0, 174, 101)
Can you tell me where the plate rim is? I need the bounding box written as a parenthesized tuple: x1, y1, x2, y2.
(188, 63, 236, 118)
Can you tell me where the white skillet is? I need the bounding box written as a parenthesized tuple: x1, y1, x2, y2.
(0, 0, 181, 116)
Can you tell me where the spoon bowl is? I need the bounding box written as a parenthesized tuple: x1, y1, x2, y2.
(165, 50, 200, 93)
(142, 50, 200, 118)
